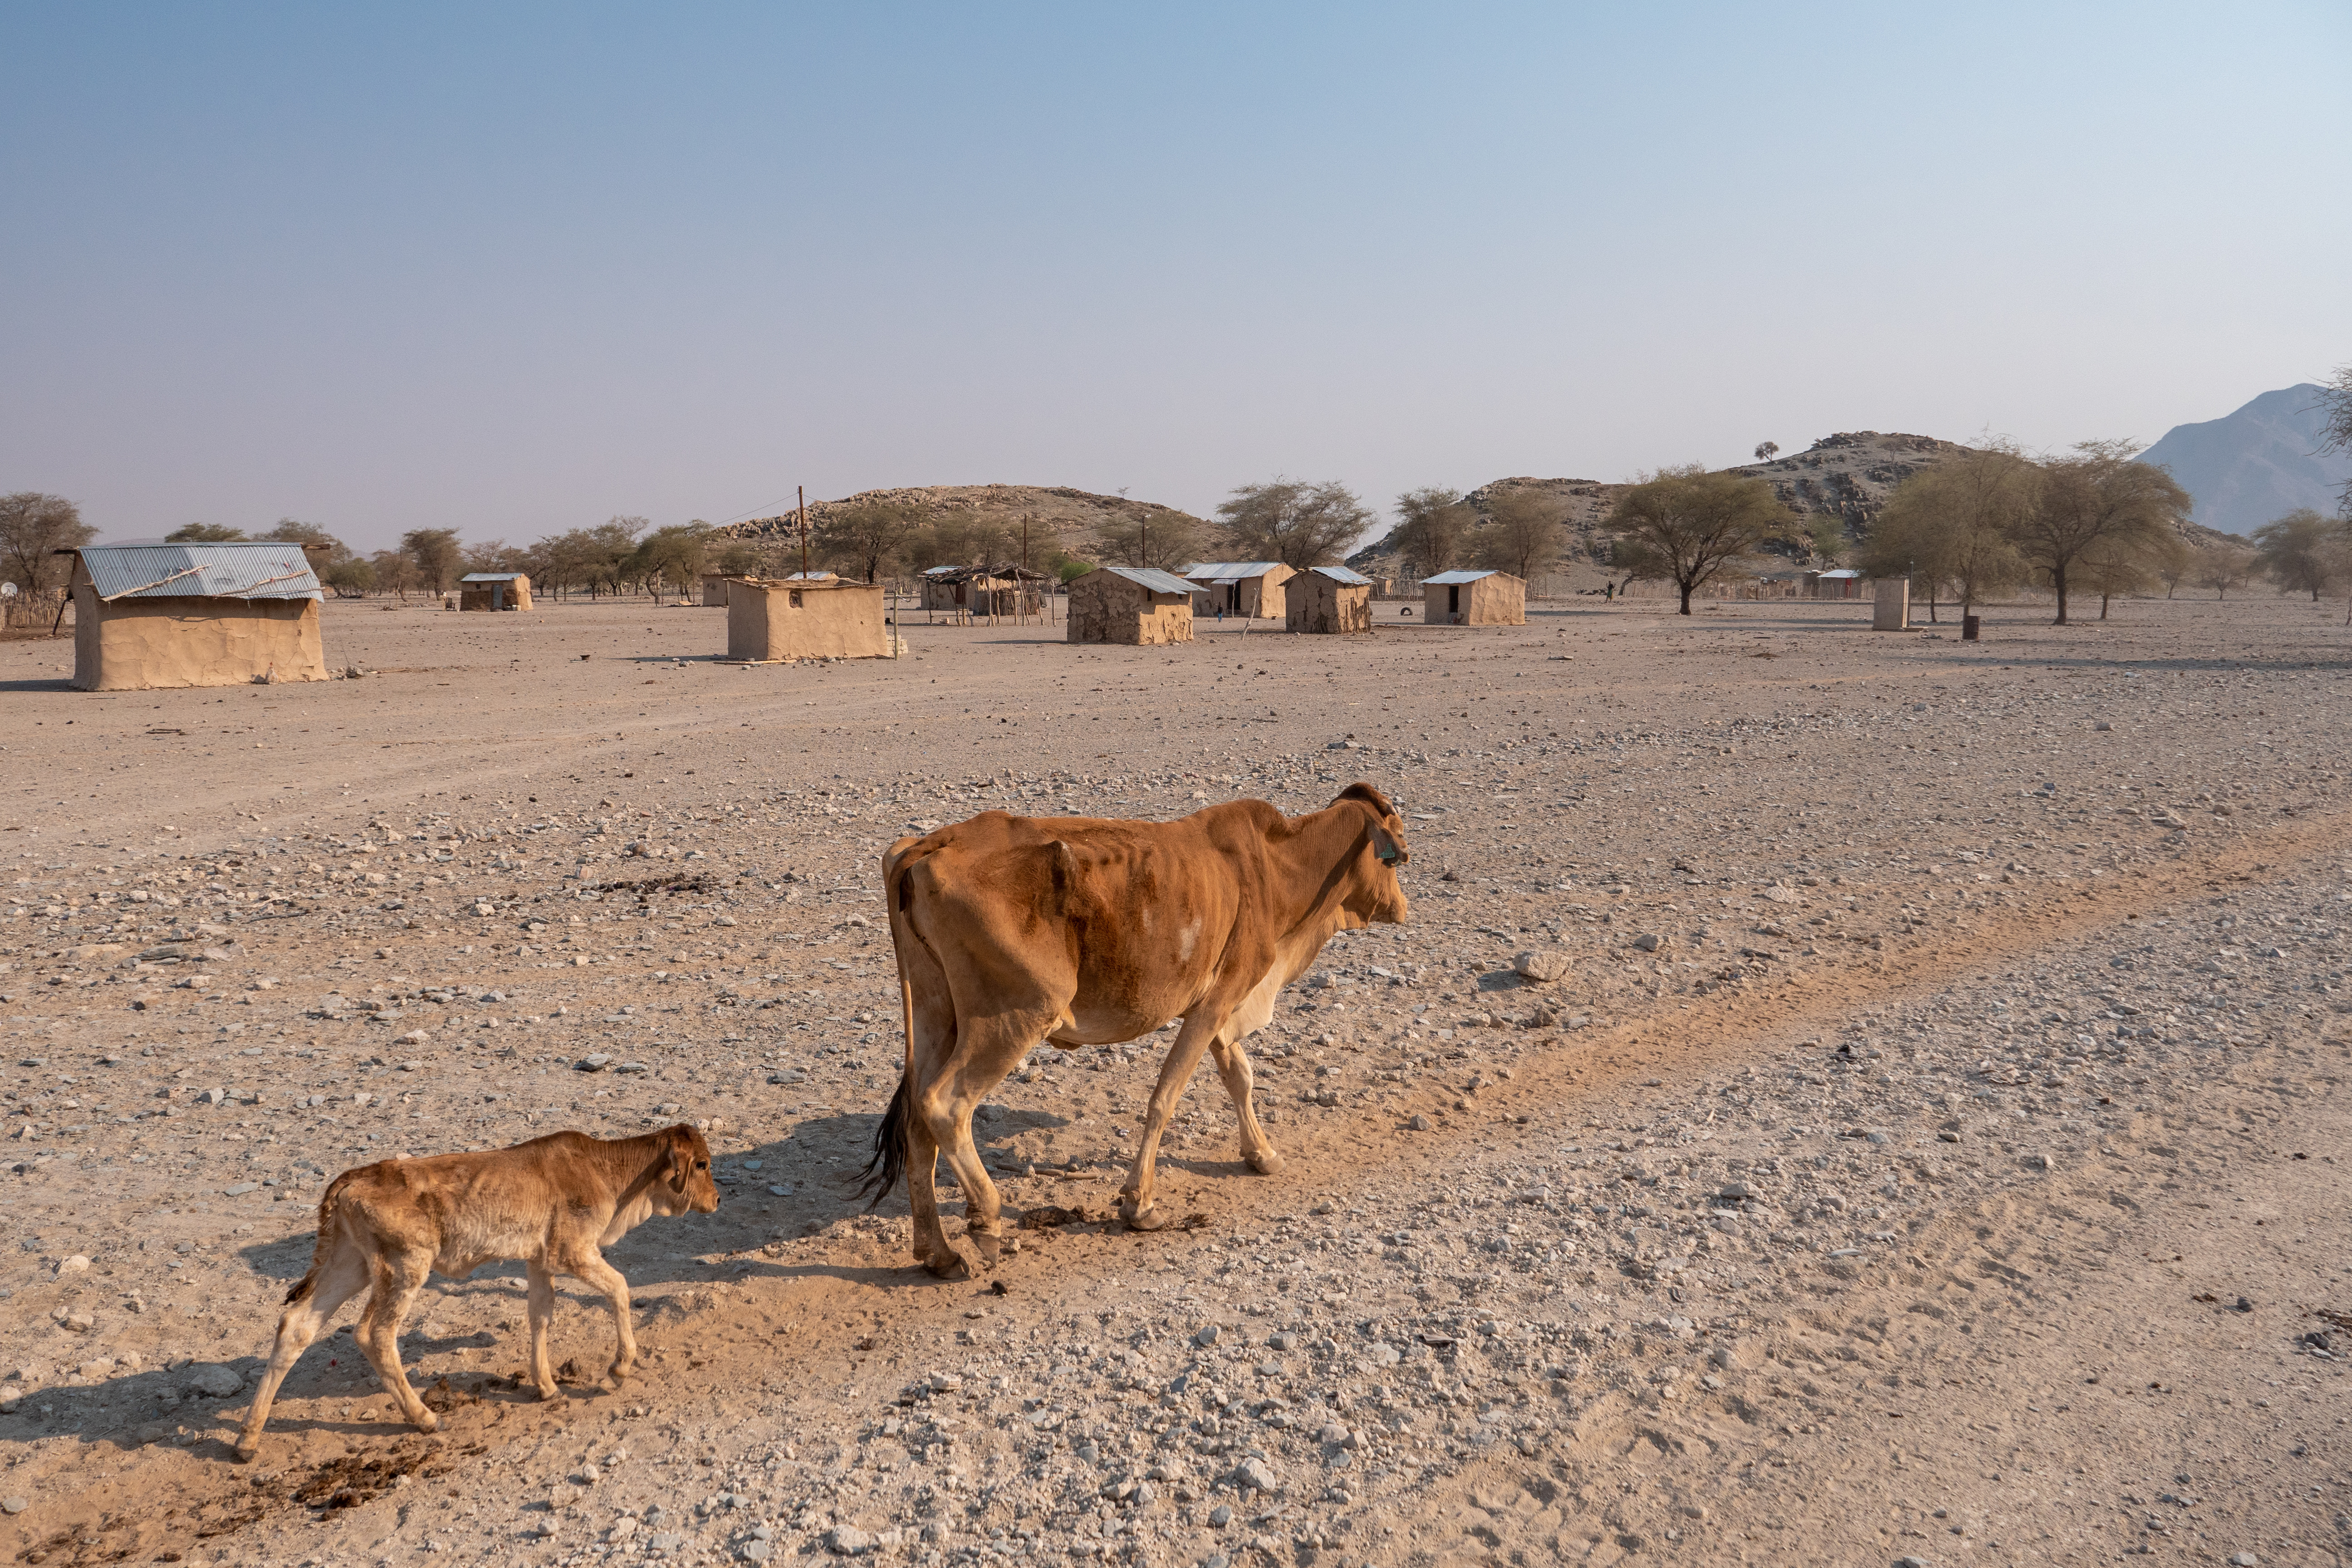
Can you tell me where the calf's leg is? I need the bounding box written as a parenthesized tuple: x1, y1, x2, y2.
(1208, 1035, 1283, 1175)
(565, 1250, 639, 1387)
(524, 1259, 560, 1400)
(1119, 1015, 1223, 1230)
(353, 1250, 439, 1433)
(234, 1242, 370, 1460)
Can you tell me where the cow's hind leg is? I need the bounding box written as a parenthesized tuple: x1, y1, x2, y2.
(1119, 1016, 1223, 1230)
(1208, 1035, 1283, 1175)
(234, 1241, 370, 1460)
(921, 1009, 1050, 1270)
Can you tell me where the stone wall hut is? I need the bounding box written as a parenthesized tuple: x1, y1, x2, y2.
(724, 577, 893, 661)
(1422, 568, 1526, 626)
(1065, 566, 1195, 646)
(458, 572, 532, 611)
(1286, 564, 1374, 634)
(63, 539, 330, 691)
(1182, 561, 1294, 621)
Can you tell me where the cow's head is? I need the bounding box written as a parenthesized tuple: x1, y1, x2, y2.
(1333, 782, 1411, 926)
(654, 1123, 721, 1215)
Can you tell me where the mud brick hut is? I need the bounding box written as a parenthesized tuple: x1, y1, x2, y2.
(724, 576, 892, 661)
(1286, 564, 1375, 635)
(458, 572, 532, 611)
(62, 539, 329, 691)
(699, 573, 732, 607)
(1065, 566, 1195, 646)
(1182, 561, 1294, 621)
(1422, 568, 1525, 626)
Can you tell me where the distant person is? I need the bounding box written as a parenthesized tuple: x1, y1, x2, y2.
(1604, 582, 1615, 602)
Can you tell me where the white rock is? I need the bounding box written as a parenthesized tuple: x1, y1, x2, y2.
(183, 1363, 243, 1398)
(1512, 950, 1568, 983)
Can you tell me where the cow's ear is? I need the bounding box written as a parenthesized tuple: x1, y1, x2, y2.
(1337, 782, 1395, 817)
(1370, 822, 1407, 867)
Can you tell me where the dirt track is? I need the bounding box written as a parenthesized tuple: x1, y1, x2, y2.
(2, 592, 2348, 1568)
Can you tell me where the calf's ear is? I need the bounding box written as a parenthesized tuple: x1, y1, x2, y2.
(665, 1136, 691, 1195)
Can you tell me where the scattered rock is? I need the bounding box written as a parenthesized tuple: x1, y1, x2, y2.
(826, 1525, 877, 1555)
(1512, 950, 1569, 983)
(183, 1363, 243, 1398)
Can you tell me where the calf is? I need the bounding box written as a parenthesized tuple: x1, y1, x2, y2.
(235, 1123, 719, 1460)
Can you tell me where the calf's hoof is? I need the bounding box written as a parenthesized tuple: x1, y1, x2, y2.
(232, 1438, 260, 1464)
(1246, 1148, 1286, 1176)
(970, 1231, 1003, 1268)
(410, 1410, 441, 1435)
(533, 1384, 561, 1403)
(608, 1361, 634, 1387)
(1120, 1200, 1166, 1232)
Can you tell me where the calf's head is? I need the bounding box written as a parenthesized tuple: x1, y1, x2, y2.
(653, 1123, 721, 1215)
(1333, 782, 1411, 927)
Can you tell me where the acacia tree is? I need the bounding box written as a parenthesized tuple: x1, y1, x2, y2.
(0, 493, 93, 594)
(2317, 364, 2352, 516)
(1092, 508, 1206, 573)
(165, 523, 246, 541)
(1753, 441, 1779, 462)
(1603, 465, 1793, 615)
(1858, 445, 2034, 620)
(2009, 441, 2189, 625)
(818, 500, 915, 583)
(1390, 486, 1470, 581)
(1214, 479, 1371, 568)
(631, 523, 711, 598)
(2192, 544, 2255, 599)
(401, 528, 463, 594)
(2076, 529, 2181, 619)
(1472, 488, 1566, 582)
(2253, 509, 2342, 600)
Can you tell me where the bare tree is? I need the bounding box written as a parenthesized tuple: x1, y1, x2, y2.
(1214, 479, 1371, 568)
(0, 493, 93, 594)
(1390, 486, 1470, 581)
(1472, 488, 1566, 582)
(2010, 441, 2190, 625)
(2315, 364, 2352, 516)
(1604, 465, 1794, 615)
(1753, 441, 1779, 463)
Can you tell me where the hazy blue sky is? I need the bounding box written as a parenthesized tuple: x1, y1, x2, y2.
(5, 3, 2346, 551)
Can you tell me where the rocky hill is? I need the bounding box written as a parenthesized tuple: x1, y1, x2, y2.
(715, 483, 1198, 564)
(1349, 430, 2236, 578)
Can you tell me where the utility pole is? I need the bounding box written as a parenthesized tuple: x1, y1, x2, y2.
(798, 485, 808, 581)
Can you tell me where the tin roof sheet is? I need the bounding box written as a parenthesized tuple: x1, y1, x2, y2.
(1421, 568, 1499, 585)
(75, 542, 323, 602)
(1816, 568, 1864, 579)
(1308, 564, 1373, 585)
(460, 572, 527, 583)
(1181, 561, 1286, 583)
(1098, 566, 1199, 597)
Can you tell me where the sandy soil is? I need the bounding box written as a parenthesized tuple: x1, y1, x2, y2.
(0, 592, 2347, 1568)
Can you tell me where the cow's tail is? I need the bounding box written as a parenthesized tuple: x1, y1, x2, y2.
(284, 1168, 357, 1305)
(861, 839, 927, 1206)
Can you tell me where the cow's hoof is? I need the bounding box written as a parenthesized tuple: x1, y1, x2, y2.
(232, 1439, 260, 1464)
(608, 1362, 634, 1387)
(411, 1410, 441, 1435)
(533, 1385, 561, 1403)
(1122, 1202, 1166, 1232)
(1246, 1149, 1286, 1176)
(922, 1248, 972, 1280)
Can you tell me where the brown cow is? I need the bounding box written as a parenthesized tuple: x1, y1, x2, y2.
(234, 1124, 719, 1460)
(865, 782, 1409, 1275)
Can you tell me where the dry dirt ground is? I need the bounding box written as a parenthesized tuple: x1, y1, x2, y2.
(1, 593, 2348, 1568)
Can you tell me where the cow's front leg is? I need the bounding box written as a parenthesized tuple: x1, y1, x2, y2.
(568, 1250, 638, 1388)
(1208, 1035, 1283, 1175)
(1120, 1018, 1220, 1230)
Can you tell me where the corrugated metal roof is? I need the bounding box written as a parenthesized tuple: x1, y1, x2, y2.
(460, 572, 527, 583)
(1816, 568, 1863, 579)
(1097, 565, 1199, 597)
(1308, 564, 1372, 585)
(778, 571, 838, 582)
(75, 542, 323, 602)
(1181, 561, 1286, 583)
(1421, 569, 1498, 585)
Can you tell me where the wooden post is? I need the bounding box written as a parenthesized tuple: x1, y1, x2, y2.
(798, 486, 809, 583)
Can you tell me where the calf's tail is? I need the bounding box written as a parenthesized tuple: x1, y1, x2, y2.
(284, 1170, 355, 1305)
(860, 841, 923, 1206)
